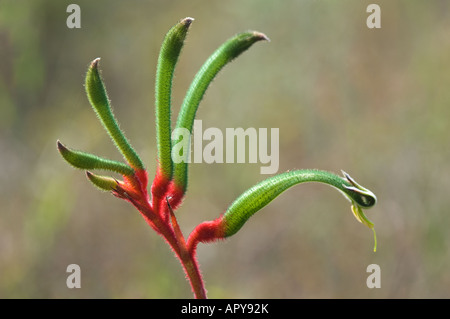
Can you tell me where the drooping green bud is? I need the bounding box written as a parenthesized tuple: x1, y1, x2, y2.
(221, 169, 377, 250)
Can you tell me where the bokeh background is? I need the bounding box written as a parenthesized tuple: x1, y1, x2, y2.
(1, 0, 449, 298)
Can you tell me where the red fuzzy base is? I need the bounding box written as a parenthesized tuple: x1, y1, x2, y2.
(187, 217, 226, 255)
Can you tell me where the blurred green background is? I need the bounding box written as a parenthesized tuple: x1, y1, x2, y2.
(1, 0, 449, 298)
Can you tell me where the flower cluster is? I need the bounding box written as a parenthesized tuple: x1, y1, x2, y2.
(57, 17, 377, 299)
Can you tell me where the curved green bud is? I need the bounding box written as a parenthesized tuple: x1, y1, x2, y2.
(86, 171, 119, 191)
(85, 58, 144, 170)
(172, 31, 269, 194)
(155, 17, 193, 181)
(222, 169, 377, 250)
(57, 140, 134, 176)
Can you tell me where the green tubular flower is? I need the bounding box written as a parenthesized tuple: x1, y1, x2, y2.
(57, 140, 134, 176)
(155, 17, 193, 181)
(86, 171, 119, 191)
(172, 31, 269, 196)
(85, 58, 144, 170)
(221, 169, 377, 250)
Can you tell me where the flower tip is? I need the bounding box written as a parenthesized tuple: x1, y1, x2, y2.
(90, 57, 101, 69)
(56, 140, 67, 153)
(181, 17, 194, 27)
(341, 170, 351, 181)
(253, 31, 270, 42)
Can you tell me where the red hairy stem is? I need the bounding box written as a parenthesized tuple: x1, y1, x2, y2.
(166, 198, 207, 299)
(151, 169, 172, 221)
(123, 171, 207, 298)
(117, 169, 149, 202)
(111, 167, 207, 298)
(187, 217, 225, 256)
(151, 176, 186, 223)
(178, 248, 206, 299)
(165, 180, 185, 211)
(154, 206, 207, 298)
(127, 192, 207, 298)
(133, 169, 149, 199)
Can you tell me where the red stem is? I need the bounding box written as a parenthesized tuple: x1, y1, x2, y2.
(150, 207, 207, 299)
(125, 181, 207, 299)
